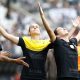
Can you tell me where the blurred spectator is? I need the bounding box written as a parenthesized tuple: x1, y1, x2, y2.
(46, 49, 57, 80)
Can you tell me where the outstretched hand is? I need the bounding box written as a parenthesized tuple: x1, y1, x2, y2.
(38, 2, 44, 16)
(72, 16, 80, 27)
(15, 57, 29, 68)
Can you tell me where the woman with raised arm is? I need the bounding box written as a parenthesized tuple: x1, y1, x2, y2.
(39, 3, 80, 80)
(0, 20, 53, 80)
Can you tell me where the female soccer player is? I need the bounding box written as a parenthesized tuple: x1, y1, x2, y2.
(38, 3, 80, 80)
(0, 22, 52, 80)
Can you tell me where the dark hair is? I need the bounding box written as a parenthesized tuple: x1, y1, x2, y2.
(29, 27, 31, 32)
(54, 28, 58, 35)
(28, 25, 33, 32)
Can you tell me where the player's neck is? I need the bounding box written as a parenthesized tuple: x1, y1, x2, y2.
(60, 36, 69, 42)
(31, 35, 40, 40)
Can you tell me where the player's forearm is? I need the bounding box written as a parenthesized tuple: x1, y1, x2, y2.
(0, 56, 16, 63)
(0, 55, 29, 67)
(75, 31, 80, 42)
(69, 16, 80, 38)
(68, 27, 78, 38)
(38, 3, 56, 42)
(68, 25, 80, 38)
(0, 27, 12, 41)
(41, 14, 56, 42)
(0, 56, 21, 64)
(0, 27, 8, 37)
(0, 27, 19, 44)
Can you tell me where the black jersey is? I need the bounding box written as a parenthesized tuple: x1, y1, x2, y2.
(52, 38, 78, 78)
(18, 37, 52, 80)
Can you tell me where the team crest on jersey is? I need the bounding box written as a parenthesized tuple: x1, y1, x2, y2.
(70, 45, 75, 49)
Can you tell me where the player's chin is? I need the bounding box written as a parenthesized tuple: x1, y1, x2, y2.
(33, 32, 40, 35)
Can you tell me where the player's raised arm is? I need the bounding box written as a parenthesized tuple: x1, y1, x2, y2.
(75, 30, 80, 42)
(0, 26, 19, 45)
(68, 16, 80, 38)
(38, 3, 56, 42)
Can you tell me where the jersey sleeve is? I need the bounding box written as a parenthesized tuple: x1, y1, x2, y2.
(46, 38, 60, 49)
(51, 38, 61, 47)
(17, 37, 25, 47)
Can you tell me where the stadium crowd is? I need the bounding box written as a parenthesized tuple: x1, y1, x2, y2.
(0, 0, 80, 80)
